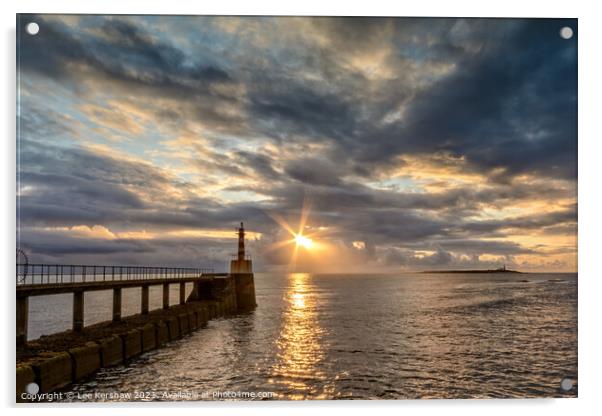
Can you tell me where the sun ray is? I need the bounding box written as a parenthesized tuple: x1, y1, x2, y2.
(261, 237, 297, 254)
(265, 194, 322, 271)
(298, 196, 312, 235)
(267, 212, 298, 238)
(289, 242, 300, 272)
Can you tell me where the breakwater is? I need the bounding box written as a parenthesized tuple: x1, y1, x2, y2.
(17, 223, 257, 403)
(16, 273, 256, 402)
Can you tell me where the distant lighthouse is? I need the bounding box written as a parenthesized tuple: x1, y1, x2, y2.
(230, 222, 253, 274)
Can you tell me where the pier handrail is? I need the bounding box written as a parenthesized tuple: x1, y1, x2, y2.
(16, 263, 214, 286)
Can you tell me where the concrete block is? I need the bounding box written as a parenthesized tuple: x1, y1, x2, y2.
(221, 298, 228, 314)
(141, 324, 156, 352)
(98, 336, 123, 367)
(155, 321, 169, 346)
(166, 317, 180, 340)
(192, 310, 201, 329)
(208, 304, 217, 319)
(178, 313, 190, 335)
(195, 308, 207, 328)
(120, 329, 142, 361)
(200, 307, 209, 324)
(31, 352, 72, 393)
(188, 311, 198, 330)
(69, 342, 100, 381)
(189, 302, 200, 313)
(16, 365, 35, 402)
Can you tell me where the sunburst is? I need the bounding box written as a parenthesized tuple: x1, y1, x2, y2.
(294, 234, 313, 249)
(264, 196, 323, 269)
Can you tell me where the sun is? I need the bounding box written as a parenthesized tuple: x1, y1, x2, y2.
(294, 234, 314, 249)
(265, 197, 324, 268)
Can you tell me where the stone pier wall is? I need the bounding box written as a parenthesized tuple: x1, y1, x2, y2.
(16, 300, 229, 402)
(16, 273, 256, 403)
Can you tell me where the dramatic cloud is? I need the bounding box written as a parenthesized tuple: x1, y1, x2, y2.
(16, 15, 577, 271)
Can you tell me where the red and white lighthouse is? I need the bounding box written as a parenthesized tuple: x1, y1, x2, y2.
(230, 222, 253, 274)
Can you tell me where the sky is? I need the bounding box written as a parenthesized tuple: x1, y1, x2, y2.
(16, 15, 577, 272)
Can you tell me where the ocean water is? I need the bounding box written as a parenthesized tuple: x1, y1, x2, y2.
(41, 272, 576, 400)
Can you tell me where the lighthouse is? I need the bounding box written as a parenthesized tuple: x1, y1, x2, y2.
(186, 221, 256, 312)
(237, 222, 245, 261)
(229, 222, 256, 311)
(230, 222, 253, 274)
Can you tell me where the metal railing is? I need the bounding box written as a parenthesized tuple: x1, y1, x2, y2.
(16, 264, 214, 286)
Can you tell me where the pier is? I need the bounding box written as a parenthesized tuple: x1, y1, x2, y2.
(16, 223, 256, 400)
(17, 265, 220, 345)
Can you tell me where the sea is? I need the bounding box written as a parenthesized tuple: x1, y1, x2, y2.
(27, 272, 577, 400)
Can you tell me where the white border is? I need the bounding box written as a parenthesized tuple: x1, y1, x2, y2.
(2, 1, 601, 415)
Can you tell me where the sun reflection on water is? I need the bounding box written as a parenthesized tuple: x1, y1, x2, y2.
(291, 292, 305, 309)
(269, 273, 333, 399)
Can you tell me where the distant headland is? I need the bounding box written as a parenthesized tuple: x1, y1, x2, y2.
(420, 265, 524, 274)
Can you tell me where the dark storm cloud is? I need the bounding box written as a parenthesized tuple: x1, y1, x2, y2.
(18, 140, 272, 231)
(18, 15, 249, 136)
(249, 178, 576, 259)
(19, 15, 232, 91)
(249, 85, 357, 142)
(248, 174, 573, 217)
(19, 203, 110, 226)
(22, 171, 144, 209)
(380, 19, 577, 180)
(284, 157, 343, 187)
(18, 138, 575, 268)
(458, 207, 576, 235)
(22, 232, 151, 255)
(19, 140, 164, 210)
(18, 228, 235, 268)
(234, 151, 281, 181)
(16, 15, 577, 270)
(19, 16, 577, 182)
(242, 18, 577, 181)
